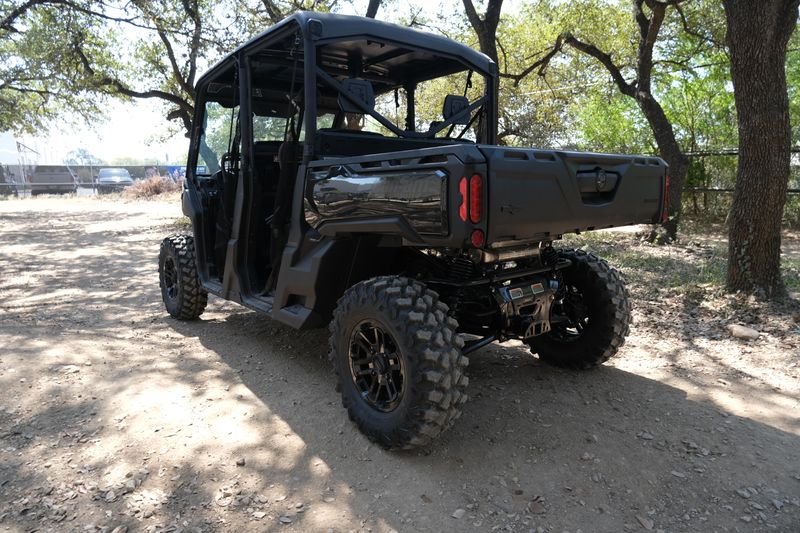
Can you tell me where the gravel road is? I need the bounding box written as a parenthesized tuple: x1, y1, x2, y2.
(0, 196, 798, 533)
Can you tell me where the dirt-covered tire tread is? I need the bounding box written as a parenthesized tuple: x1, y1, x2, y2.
(529, 248, 630, 370)
(328, 276, 468, 450)
(159, 234, 208, 320)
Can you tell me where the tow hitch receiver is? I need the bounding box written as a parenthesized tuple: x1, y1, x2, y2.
(494, 276, 559, 340)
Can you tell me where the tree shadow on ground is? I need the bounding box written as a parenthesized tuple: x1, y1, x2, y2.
(164, 308, 800, 532)
(2, 203, 798, 532)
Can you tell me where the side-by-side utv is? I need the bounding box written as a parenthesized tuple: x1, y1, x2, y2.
(158, 12, 668, 449)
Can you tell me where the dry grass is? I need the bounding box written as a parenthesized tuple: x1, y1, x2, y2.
(122, 175, 181, 199)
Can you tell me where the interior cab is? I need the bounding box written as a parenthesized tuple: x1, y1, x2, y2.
(183, 12, 496, 324)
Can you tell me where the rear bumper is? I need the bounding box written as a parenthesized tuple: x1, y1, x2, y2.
(97, 182, 133, 192)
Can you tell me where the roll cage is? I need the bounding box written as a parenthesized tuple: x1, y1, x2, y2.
(187, 11, 498, 179)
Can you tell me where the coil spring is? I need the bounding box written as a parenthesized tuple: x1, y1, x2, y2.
(446, 256, 478, 316)
(449, 256, 475, 280)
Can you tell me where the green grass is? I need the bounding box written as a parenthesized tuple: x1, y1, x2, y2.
(784, 257, 800, 291)
(561, 230, 800, 296)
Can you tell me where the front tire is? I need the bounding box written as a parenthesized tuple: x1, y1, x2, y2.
(329, 276, 469, 450)
(527, 249, 631, 369)
(159, 234, 208, 320)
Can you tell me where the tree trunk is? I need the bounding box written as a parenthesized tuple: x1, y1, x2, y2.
(637, 92, 689, 242)
(722, 0, 799, 297)
(462, 0, 503, 62)
(365, 0, 381, 18)
(559, 0, 688, 244)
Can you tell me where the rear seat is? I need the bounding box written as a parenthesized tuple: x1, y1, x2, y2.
(315, 130, 470, 158)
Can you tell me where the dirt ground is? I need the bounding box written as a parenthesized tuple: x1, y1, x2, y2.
(0, 196, 798, 533)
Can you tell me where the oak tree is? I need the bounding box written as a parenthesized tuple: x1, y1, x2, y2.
(722, 0, 799, 297)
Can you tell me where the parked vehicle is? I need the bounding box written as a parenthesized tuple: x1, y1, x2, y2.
(97, 168, 134, 193)
(0, 166, 18, 196)
(29, 166, 77, 195)
(158, 12, 669, 449)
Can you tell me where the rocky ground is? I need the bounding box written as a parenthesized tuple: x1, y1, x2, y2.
(0, 195, 798, 533)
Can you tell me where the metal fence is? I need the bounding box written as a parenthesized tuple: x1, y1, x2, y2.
(0, 164, 177, 197)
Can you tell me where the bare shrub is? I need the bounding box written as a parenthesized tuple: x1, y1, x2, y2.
(122, 175, 181, 199)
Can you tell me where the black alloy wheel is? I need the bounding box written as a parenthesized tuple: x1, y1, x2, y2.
(549, 284, 590, 341)
(526, 248, 630, 369)
(158, 234, 208, 320)
(348, 320, 405, 412)
(329, 276, 469, 450)
(162, 256, 179, 301)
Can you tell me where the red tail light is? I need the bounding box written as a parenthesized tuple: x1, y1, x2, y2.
(458, 177, 468, 222)
(469, 174, 482, 223)
(661, 173, 670, 224)
(470, 229, 485, 248)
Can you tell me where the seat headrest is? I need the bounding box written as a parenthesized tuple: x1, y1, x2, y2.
(442, 94, 470, 125)
(338, 78, 375, 114)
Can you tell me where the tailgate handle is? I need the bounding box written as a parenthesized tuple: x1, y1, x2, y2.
(576, 168, 619, 193)
(576, 168, 620, 205)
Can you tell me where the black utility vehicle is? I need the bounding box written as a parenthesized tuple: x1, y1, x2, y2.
(159, 12, 668, 449)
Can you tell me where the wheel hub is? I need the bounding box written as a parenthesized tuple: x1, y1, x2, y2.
(348, 320, 404, 413)
(373, 354, 389, 374)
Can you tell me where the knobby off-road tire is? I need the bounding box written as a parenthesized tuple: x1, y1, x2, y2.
(159, 234, 208, 320)
(329, 276, 469, 450)
(527, 249, 631, 369)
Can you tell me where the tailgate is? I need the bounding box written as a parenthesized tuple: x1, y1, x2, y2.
(480, 146, 667, 246)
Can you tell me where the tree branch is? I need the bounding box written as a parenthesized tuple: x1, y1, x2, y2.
(1, 0, 66, 33)
(2, 0, 218, 41)
(499, 36, 565, 86)
(155, 28, 193, 94)
(462, 0, 503, 62)
(260, 0, 284, 23)
(72, 37, 193, 117)
(562, 33, 636, 97)
(636, 0, 669, 92)
(674, 2, 724, 50)
(462, 0, 481, 31)
(365, 0, 381, 18)
(186, 0, 201, 93)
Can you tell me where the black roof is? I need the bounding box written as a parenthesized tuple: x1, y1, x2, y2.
(198, 11, 495, 87)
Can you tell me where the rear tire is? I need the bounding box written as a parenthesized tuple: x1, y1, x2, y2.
(527, 249, 630, 369)
(329, 276, 469, 450)
(159, 234, 208, 320)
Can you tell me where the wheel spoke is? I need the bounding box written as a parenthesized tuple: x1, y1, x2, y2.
(352, 338, 372, 358)
(369, 378, 380, 400)
(369, 326, 382, 353)
(376, 327, 385, 353)
(384, 375, 398, 401)
(357, 329, 374, 350)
